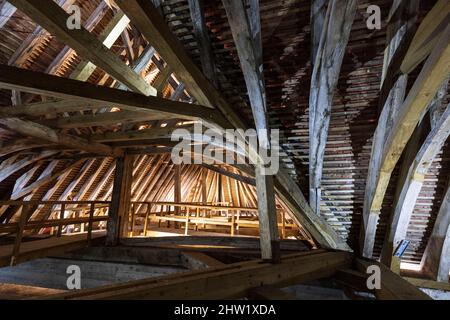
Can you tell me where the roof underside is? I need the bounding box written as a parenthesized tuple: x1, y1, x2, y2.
(0, 0, 449, 265)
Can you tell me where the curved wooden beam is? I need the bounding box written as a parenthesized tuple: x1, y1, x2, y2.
(361, 24, 450, 258)
(421, 180, 450, 282)
(308, 0, 357, 214)
(381, 104, 450, 266)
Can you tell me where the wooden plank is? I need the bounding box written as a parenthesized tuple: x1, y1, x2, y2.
(42, 251, 352, 299)
(0, 65, 228, 127)
(8, 0, 156, 96)
(355, 259, 431, 300)
(0, 118, 119, 156)
(308, 0, 357, 214)
(362, 23, 450, 257)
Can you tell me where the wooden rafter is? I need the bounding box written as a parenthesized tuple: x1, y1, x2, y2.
(308, 0, 357, 215)
(0, 65, 227, 126)
(222, 0, 280, 260)
(0, 118, 119, 156)
(8, 0, 157, 96)
(362, 22, 450, 258)
(381, 103, 450, 267)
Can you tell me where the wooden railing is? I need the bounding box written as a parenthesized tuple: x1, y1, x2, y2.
(0, 201, 110, 266)
(128, 201, 298, 238)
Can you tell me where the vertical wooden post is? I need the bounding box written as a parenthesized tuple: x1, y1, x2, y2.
(10, 204, 30, 266)
(195, 207, 200, 231)
(106, 155, 133, 246)
(231, 210, 235, 236)
(87, 202, 95, 246)
(201, 169, 207, 225)
(281, 210, 286, 240)
(236, 210, 240, 235)
(174, 164, 181, 218)
(184, 207, 189, 236)
(143, 203, 150, 236)
(57, 203, 65, 237)
(222, 0, 281, 262)
(131, 203, 136, 237)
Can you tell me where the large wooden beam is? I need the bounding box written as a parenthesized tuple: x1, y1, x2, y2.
(0, 100, 101, 118)
(421, 179, 450, 282)
(0, 65, 227, 126)
(362, 24, 450, 258)
(310, 0, 328, 63)
(381, 103, 450, 267)
(8, 0, 156, 96)
(106, 156, 134, 246)
(361, 1, 417, 258)
(222, 0, 280, 261)
(308, 0, 357, 214)
(0, 118, 118, 156)
(42, 251, 352, 299)
(401, 0, 450, 74)
(41, 111, 174, 129)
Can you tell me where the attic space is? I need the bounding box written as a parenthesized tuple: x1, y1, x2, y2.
(0, 0, 449, 302)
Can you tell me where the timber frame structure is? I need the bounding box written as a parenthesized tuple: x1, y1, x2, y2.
(0, 0, 448, 300)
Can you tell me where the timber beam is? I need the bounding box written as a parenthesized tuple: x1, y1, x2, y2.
(362, 23, 450, 257)
(8, 0, 157, 96)
(0, 117, 120, 156)
(381, 103, 450, 266)
(308, 0, 357, 215)
(0, 65, 228, 127)
(41, 250, 352, 300)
